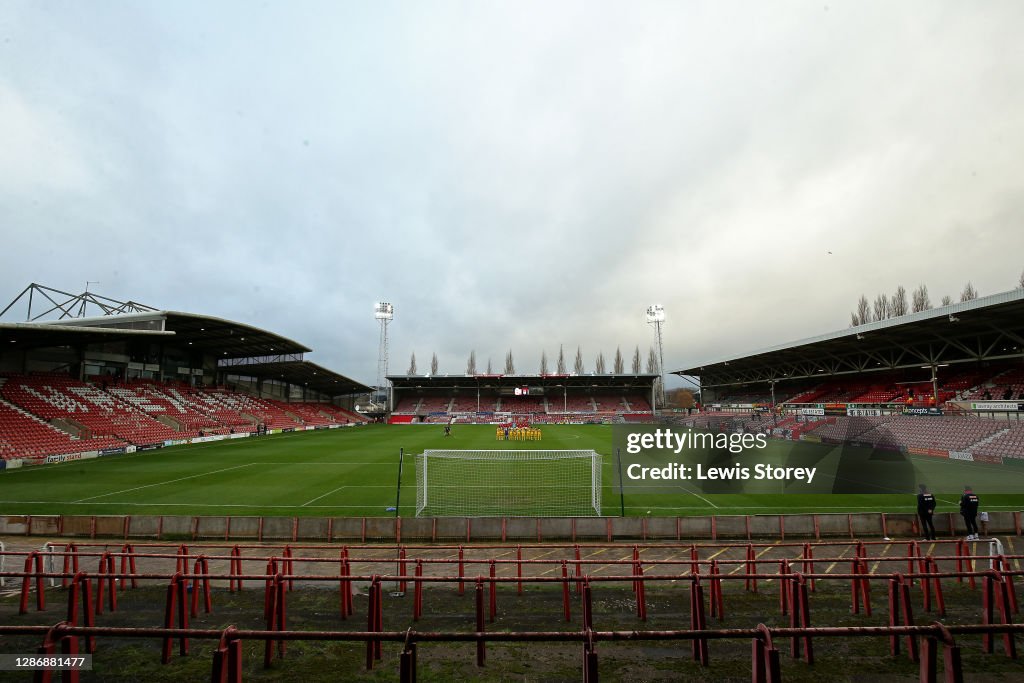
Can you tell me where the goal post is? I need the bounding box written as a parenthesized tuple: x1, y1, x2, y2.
(415, 449, 602, 517)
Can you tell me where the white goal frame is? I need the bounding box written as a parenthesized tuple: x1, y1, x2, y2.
(414, 449, 602, 517)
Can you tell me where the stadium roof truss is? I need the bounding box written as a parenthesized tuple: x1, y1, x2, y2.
(677, 288, 1024, 389)
(1, 284, 367, 395)
(0, 283, 158, 321)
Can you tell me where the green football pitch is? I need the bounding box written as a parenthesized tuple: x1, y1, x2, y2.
(1, 424, 1022, 517)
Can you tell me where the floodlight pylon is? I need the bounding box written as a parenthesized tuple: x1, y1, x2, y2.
(374, 302, 394, 410)
(646, 304, 666, 409)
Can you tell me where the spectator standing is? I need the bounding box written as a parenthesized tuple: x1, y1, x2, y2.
(917, 484, 936, 540)
(960, 485, 980, 540)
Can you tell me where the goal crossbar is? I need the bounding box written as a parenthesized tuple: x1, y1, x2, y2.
(415, 449, 602, 517)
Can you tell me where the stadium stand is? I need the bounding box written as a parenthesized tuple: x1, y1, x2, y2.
(0, 372, 364, 458)
(808, 415, 1007, 452)
(109, 381, 223, 433)
(626, 394, 653, 412)
(167, 386, 258, 432)
(590, 393, 629, 412)
(267, 400, 334, 427)
(552, 396, 596, 413)
(0, 398, 126, 459)
(392, 397, 421, 414)
(498, 396, 546, 413)
(1, 374, 184, 445)
(416, 396, 453, 414)
(317, 403, 364, 423)
(804, 416, 888, 442)
(962, 366, 1024, 401)
(973, 422, 1024, 458)
(209, 393, 299, 430)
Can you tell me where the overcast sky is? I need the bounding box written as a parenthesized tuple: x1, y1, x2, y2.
(2, 1, 1023, 387)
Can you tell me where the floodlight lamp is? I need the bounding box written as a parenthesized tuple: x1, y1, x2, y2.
(374, 302, 394, 320)
(645, 304, 665, 323)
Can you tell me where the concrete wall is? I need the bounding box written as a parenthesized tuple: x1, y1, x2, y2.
(0, 511, 1020, 542)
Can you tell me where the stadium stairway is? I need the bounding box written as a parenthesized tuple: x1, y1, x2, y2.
(964, 426, 1012, 454)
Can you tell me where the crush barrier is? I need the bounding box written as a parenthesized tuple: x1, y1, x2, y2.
(3, 539, 1022, 680)
(2, 621, 1023, 683)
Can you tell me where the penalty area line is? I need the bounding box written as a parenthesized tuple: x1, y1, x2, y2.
(301, 485, 348, 507)
(71, 463, 257, 503)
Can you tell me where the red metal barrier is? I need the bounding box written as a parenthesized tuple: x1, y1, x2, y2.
(634, 561, 647, 621)
(19, 551, 45, 614)
(61, 543, 79, 590)
(581, 579, 593, 630)
(745, 544, 758, 593)
(118, 543, 138, 590)
(574, 544, 582, 595)
(888, 574, 919, 662)
(458, 545, 465, 595)
(788, 574, 813, 665)
(981, 569, 1017, 658)
(229, 545, 243, 592)
(561, 560, 571, 622)
(161, 573, 189, 664)
(264, 573, 286, 667)
(398, 545, 407, 594)
(2, 622, 1021, 683)
(475, 579, 486, 666)
(65, 572, 95, 655)
(190, 556, 212, 618)
(752, 623, 782, 683)
(282, 546, 295, 591)
(801, 543, 816, 592)
(413, 559, 424, 621)
(339, 553, 353, 619)
(210, 625, 242, 683)
(516, 544, 523, 594)
(690, 577, 708, 665)
(778, 559, 791, 616)
(488, 559, 497, 622)
(94, 552, 116, 615)
(709, 560, 724, 620)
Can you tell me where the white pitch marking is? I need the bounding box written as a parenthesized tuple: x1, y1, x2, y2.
(0, 500, 400, 509)
(71, 463, 257, 503)
(301, 485, 348, 507)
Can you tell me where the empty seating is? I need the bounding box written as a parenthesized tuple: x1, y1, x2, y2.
(973, 424, 1024, 458)
(0, 400, 126, 460)
(2, 375, 183, 446)
(498, 396, 546, 413)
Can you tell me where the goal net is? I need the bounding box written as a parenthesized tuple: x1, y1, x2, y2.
(415, 450, 602, 517)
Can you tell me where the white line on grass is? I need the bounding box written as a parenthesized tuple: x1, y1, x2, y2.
(301, 486, 348, 507)
(0, 500, 402, 509)
(259, 462, 396, 466)
(623, 504, 1024, 511)
(668, 481, 719, 509)
(71, 463, 257, 503)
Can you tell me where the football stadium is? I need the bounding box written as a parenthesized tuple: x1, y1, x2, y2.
(2, 282, 1023, 681)
(4, 3, 1024, 682)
